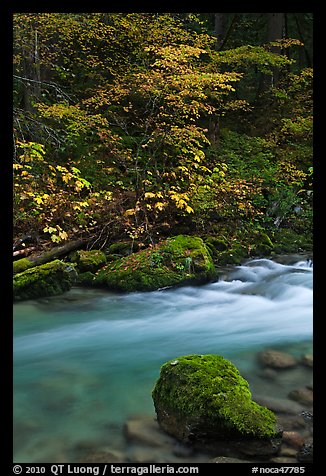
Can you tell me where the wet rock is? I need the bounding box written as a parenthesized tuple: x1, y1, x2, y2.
(80, 449, 125, 463)
(288, 387, 313, 406)
(203, 437, 282, 458)
(253, 395, 303, 415)
(270, 456, 298, 463)
(126, 447, 163, 463)
(282, 431, 305, 450)
(301, 354, 313, 368)
(300, 410, 313, 427)
(279, 447, 298, 457)
(172, 443, 195, 458)
(258, 350, 297, 369)
(297, 439, 313, 462)
(258, 368, 279, 380)
(276, 415, 306, 431)
(210, 456, 253, 463)
(123, 415, 176, 448)
(152, 354, 281, 458)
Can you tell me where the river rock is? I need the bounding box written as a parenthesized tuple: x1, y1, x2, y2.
(279, 447, 298, 457)
(301, 354, 313, 368)
(297, 439, 313, 462)
(282, 431, 305, 449)
(258, 350, 297, 369)
(93, 235, 217, 292)
(210, 456, 253, 463)
(152, 354, 281, 458)
(276, 414, 306, 431)
(253, 395, 303, 415)
(270, 456, 298, 463)
(123, 415, 176, 448)
(13, 259, 77, 301)
(288, 387, 313, 406)
(81, 449, 125, 463)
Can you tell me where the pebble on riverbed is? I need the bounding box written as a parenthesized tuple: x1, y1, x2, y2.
(300, 354, 313, 368)
(258, 349, 298, 369)
(288, 387, 313, 407)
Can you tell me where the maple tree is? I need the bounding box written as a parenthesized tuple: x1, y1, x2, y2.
(13, 13, 313, 250)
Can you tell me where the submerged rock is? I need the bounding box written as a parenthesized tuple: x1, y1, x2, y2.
(297, 439, 313, 462)
(253, 396, 303, 415)
(288, 387, 313, 407)
(258, 350, 298, 369)
(152, 354, 281, 458)
(211, 456, 253, 463)
(13, 259, 77, 301)
(301, 354, 313, 368)
(123, 415, 176, 448)
(94, 235, 217, 292)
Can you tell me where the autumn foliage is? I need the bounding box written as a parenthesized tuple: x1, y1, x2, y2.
(13, 13, 313, 248)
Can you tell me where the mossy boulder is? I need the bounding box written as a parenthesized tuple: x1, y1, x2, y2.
(76, 271, 96, 286)
(13, 259, 77, 301)
(106, 241, 133, 257)
(152, 354, 281, 456)
(94, 235, 217, 292)
(72, 249, 107, 273)
(13, 258, 33, 275)
(204, 236, 229, 256)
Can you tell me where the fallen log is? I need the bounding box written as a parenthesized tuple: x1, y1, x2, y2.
(27, 238, 89, 266)
(13, 239, 91, 275)
(13, 247, 37, 258)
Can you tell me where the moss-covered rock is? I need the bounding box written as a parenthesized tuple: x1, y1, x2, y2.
(13, 259, 77, 301)
(94, 235, 217, 292)
(152, 354, 280, 455)
(106, 241, 133, 257)
(76, 271, 96, 286)
(271, 228, 313, 254)
(251, 232, 274, 257)
(204, 236, 229, 253)
(13, 258, 33, 275)
(72, 249, 107, 273)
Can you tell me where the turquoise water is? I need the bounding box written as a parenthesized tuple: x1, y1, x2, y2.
(13, 258, 313, 462)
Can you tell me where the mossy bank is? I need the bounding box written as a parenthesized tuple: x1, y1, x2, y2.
(93, 235, 217, 292)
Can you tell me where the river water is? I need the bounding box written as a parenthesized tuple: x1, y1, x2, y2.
(13, 257, 313, 463)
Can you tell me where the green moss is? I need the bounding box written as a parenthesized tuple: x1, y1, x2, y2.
(272, 228, 313, 254)
(73, 250, 107, 273)
(94, 235, 217, 292)
(13, 258, 33, 275)
(106, 241, 133, 256)
(13, 259, 77, 301)
(218, 243, 249, 265)
(204, 236, 229, 252)
(152, 354, 277, 439)
(76, 271, 96, 286)
(250, 232, 274, 257)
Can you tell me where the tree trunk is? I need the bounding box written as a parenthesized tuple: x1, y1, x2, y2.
(214, 13, 226, 49)
(267, 13, 284, 44)
(267, 13, 285, 88)
(21, 25, 41, 112)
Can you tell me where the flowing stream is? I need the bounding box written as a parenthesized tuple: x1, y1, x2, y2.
(13, 257, 313, 463)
